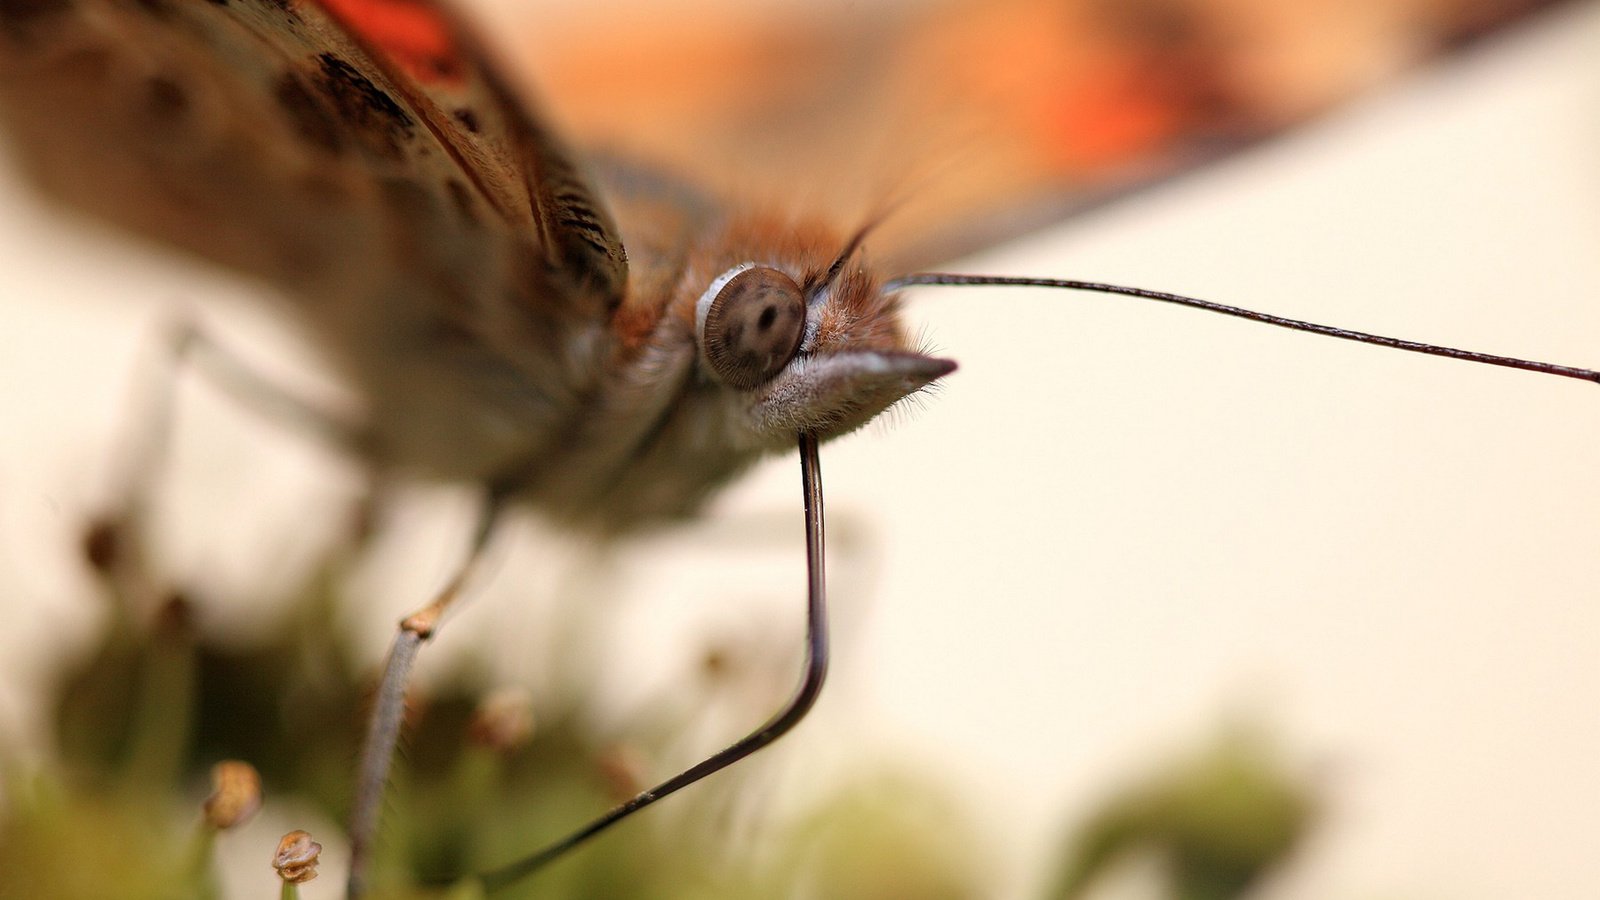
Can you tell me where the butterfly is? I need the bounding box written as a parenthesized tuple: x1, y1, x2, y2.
(0, 0, 1593, 890)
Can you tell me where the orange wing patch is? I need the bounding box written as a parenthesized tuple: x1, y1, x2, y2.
(318, 0, 466, 86)
(523, 0, 1568, 269)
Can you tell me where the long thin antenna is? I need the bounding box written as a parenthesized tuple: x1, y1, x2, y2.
(472, 432, 831, 894)
(886, 273, 1600, 386)
(808, 222, 877, 301)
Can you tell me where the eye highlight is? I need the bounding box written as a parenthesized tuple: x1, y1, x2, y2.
(699, 266, 806, 390)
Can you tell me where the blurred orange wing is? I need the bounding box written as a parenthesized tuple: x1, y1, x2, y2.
(521, 0, 1567, 270)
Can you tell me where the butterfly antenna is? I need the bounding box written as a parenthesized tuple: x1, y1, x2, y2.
(470, 433, 830, 894)
(886, 273, 1600, 385)
(808, 221, 880, 301)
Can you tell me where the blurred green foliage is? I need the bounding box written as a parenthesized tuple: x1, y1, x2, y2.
(1046, 730, 1316, 900)
(0, 515, 1314, 898)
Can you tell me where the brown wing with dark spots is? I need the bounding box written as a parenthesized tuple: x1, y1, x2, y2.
(0, 0, 625, 320)
(0, 0, 638, 479)
(311, 0, 627, 305)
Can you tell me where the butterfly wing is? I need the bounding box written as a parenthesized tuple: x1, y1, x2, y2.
(521, 0, 1567, 271)
(309, 0, 627, 302)
(0, 0, 627, 476)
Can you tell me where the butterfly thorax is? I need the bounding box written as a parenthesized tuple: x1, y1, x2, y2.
(359, 190, 948, 535)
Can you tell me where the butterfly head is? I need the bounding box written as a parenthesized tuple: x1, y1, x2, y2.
(693, 237, 955, 444)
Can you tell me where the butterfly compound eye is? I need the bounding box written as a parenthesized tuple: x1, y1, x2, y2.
(700, 267, 807, 390)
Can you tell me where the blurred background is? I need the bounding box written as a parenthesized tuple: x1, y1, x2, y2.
(1, 0, 1597, 897)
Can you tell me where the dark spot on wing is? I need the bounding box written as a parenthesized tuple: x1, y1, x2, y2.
(204, 0, 229, 6)
(144, 75, 188, 123)
(275, 72, 344, 154)
(250, 0, 296, 16)
(425, 52, 461, 82)
(445, 179, 479, 226)
(130, 0, 172, 18)
(0, 0, 73, 42)
(380, 176, 431, 217)
(452, 107, 479, 133)
(314, 53, 414, 160)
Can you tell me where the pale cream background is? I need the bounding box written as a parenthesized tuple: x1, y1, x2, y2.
(1, 2, 1597, 898)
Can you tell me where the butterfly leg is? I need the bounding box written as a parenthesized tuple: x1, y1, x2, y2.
(467, 434, 829, 893)
(84, 315, 365, 597)
(346, 491, 505, 900)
